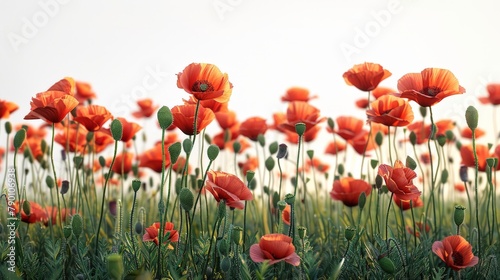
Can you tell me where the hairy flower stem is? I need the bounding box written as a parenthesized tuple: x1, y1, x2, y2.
(360, 91, 372, 178)
(424, 107, 438, 231)
(471, 129, 481, 258)
(130, 190, 139, 269)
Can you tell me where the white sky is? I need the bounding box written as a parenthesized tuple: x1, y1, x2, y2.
(1, 0, 500, 141)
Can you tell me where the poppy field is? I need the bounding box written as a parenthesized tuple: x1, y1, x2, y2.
(1, 62, 500, 279)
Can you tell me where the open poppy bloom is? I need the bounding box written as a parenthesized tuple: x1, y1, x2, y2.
(250, 233, 300, 266)
(348, 129, 377, 156)
(330, 177, 371, 207)
(343, 62, 392, 92)
(0, 100, 19, 119)
(109, 152, 134, 175)
(55, 124, 88, 154)
(183, 95, 229, 113)
(331, 116, 364, 141)
(13, 201, 49, 224)
(324, 140, 347, 155)
(138, 142, 172, 173)
(73, 105, 113, 131)
(132, 98, 159, 118)
(378, 160, 421, 201)
(460, 127, 485, 139)
(177, 63, 232, 103)
(396, 68, 465, 107)
(479, 83, 500, 105)
(460, 143, 493, 172)
(238, 156, 259, 175)
(432, 235, 478, 271)
(393, 194, 423, 211)
(372, 86, 396, 99)
(239, 116, 268, 141)
(279, 101, 325, 134)
(281, 87, 317, 102)
(24, 78, 79, 123)
(215, 110, 238, 130)
(282, 204, 291, 225)
(74, 81, 97, 104)
(366, 95, 414, 127)
(171, 104, 215, 135)
(143, 222, 179, 246)
(204, 170, 253, 209)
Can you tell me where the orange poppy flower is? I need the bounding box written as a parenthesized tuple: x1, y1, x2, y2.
(343, 62, 391, 92)
(143, 222, 179, 246)
(348, 129, 377, 155)
(131, 98, 159, 118)
(13, 201, 49, 224)
(432, 235, 479, 271)
(282, 204, 291, 225)
(378, 160, 421, 201)
(183, 96, 229, 113)
(281, 87, 317, 102)
(105, 117, 142, 142)
(55, 124, 88, 153)
(479, 84, 500, 105)
(109, 152, 134, 175)
(330, 177, 371, 207)
(355, 98, 369, 109)
(284, 124, 321, 143)
(372, 86, 396, 99)
(279, 101, 325, 133)
(138, 143, 171, 173)
(454, 183, 466, 193)
(366, 95, 414, 127)
(396, 68, 465, 107)
(92, 129, 115, 154)
(172, 156, 192, 175)
(172, 104, 215, 135)
(74, 81, 96, 104)
(306, 158, 330, 173)
(270, 112, 287, 133)
(407, 222, 430, 238)
(325, 140, 347, 155)
(238, 156, 259, 176)
(250, 233, 300, 266)
(73, 105, 113, 131)
(215, 110, 238, 130)
(393, 194, 423, 211)
(460, 127, 485, 139)
(204, 170, 253, 209)
(45, 206, 76, 226)
(0, 100, 19, 119)
(239, 117, 268, 141)
(460, 144, 492, 172)
(16, 124, 47, 139)
(407, 120, 455, 144)
(17, 136, 44, 161)
(177, 63, 232, 103)
(332, 116, 364, 141)
(24, 78, 79, 123)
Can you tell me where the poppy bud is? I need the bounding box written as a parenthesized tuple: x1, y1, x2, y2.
(345, 227, 356, 241)
(277, 143, 288, 159)
(375, 131, 384, 146)
(183, 138, 193, 154)
(257, 134, 266, 147)
(157, 106, 173, 129)
(370, 159, 379, 170)
(232, 141, 241, 154)
(248, 178, 257, 190)
(110, 119, 123, 141)
(405, 156, 417, 171)
(454, 205, 466, 227)
(232, 226, 243, 245)
(218, 240, 230, 256)
(86, 131, 94, 143)
(358, 192, 366, 210)
(60, 149, 66, 161)
(327, 117, 335, 130)
(218, 201, 226, 220)
(419, 106, 427, 118)
(207, 144, 220, 161)
(378, 256, 395, 274)
(46, 175, 55, 189)
(459, 165, 468, 182)
(109, 200, 117, 216)
(168, 142, 182, 164)
(307, 150, 314, 160)
(220, 256, 231, 272)
(487, 157, 496, 168)
(465, 106, 478, 130)
(269, 141, 278, 155)
(13, 128, 26, 150)
(277, 201, 287, 211)
(437, 135, 447, 147)
(98, 156, 106, 168)
(440, 169, 449, 184)
(204, 133, 212, 144)
(455, 141, 462, 150)
(285, 193, 295, 205)
(409, 131, 417, 146)
(22, 200, 31, 216)
(71, 214, 84, 238)
(298, 226, 307, 240)
(265, 156, 275, 171)
(63, 225, 72, 239)
(179, 188, 194, 212)
(445, 130, 455, 142)
(5, 121, 12, 134)
(375, 174, 383, 189)
(295, 122, 306, 136)
(337, 164, 345, 176)
(272, 192, 280, 208)
(60, 180, 70, 195)
(132, 179, 141, 193)
(107, 253, 124, 280)
(246, 171, 255, 184)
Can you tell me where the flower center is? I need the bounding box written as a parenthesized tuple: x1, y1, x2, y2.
(451, 251, 464, 266)
(192, 80, 214, 92)
(423, 86, 441, 97)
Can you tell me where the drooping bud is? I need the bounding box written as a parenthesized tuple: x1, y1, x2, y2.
(277, 143, 288, 159)
(378, 256, 396, 274)
(257, 134, 266, 147)
(459, 165, 469, 182)
(168, 142, 182, 164)
(265, 156, 275, 171)
(269, 141, 278, 155)
(46, 175, 55, 189)
(183, 138, 193, 154)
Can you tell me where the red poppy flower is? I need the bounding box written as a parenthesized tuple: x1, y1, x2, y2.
(366, 95, 414, 127)
(238, 157, 259, 176)
(24, 78, 79, 123)
(0, 100, 19, 119)
(332, 116, 364, 141)
(105, 117, 142, 143)
(73, 105, 113, 131)
(460, 144, 492, 172)
(343, 62, 392, 92)
(407, 120, 455, 144)
(330, 177, 371, 207)
(132, 98, 159, 118)
(348, 129, 377, 155)
(13, 201, 49, 224)
(177, 63, 232, 103)
(432, 235, 479, 271)
(281, 87, 317, 102)
(143, 222, 179, 246)
(183, 96, 229, 113)
(55, 124, 88, 154)
(479, 84, 500, 105)
(355, 98, 369, 109)
(372, 86, 396, 99)
(306, 158, 330, 173)
(109, 152, 134, 175)
(279, 101, 325, 133)
(239, 117, 268, 141)
(138, 143, 171, 173)
(393, 194, 423, 211)
(378, 160, 421, 201)
(215, 110, 238, 130)
(284, 125, 321, 143)
(92, 129, 115, 154)
(396, 68, 465, 107)
(250, 233, 300, 266)
(282, 204, 291, 225)
(454, 183, 466, 193)
(325, 140, 347, 155)
(460, 127, 485, 139)
(270, 112, 287, 133)
(74, 81, 97, 104)
(204, 170, 253, 209)
(45, 206, 76, 225)
(172, 104, 215, 135)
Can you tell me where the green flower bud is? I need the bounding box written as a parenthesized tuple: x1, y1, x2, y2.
(375, 131, 384, 146)
(440, 169, 449, 184)
(218, 201, 226, 220)
(295, 123, 306, 136)
(179, 188, 194, 212)
(277, 200, 287, 211)
(220, 257, 231, 272)
(204, 133, 212, 144)
(419, 106, 427, 118)
(13, 128, 26, 150)
(327, 117, 335, 130)
(63, 225, 72, 239)
(257, 134, 266, 147)
(168, 142, 182, 164)
(285, 193, 295, 205)
(345, 227, 356, 241)
(246, 170, 255, 184)
(465, 106, 478, 130)
(86, 131, 94, 143)
(358, 192, 366, 210)
(71, 214, 84, 238)
(378, 256, 396, 274)
(487, 157, 496, 168)
(298, 226, 307, 239)
(233, 141, 241, 154)
(110, 119, 123, 141)
(265, 156, 275, 171)
(232, 226, 243, 245)
(98, 156, 106, 168)
(337, 163, 345, 176)
(22, 200, 31, 216)
(5, 121, 12, 134)
(375, 174, 383, 189)
(207, 144, 220, 161)
(73, 156, 83, 169)
(135, 222, 143, 234)
(406, 156, 417, 170)
(454, 205, 466, 227)
(107, 253, 124, 280)
(269, 141, 278, 155)
(132, 179, 141, 192)
(409, 131, 417, 146)
(370, 159, 379, 170)
(157, 106, 173, 129)
(46, 175, 55, 189)
(437, 135, 447, 147)
(183, 138, 193, 154)
(307, 150, 314, 160)
(445, 130, 455, 142)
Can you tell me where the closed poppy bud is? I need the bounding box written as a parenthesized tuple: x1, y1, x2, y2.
(465, 106, 478, 130)
(285, 193, 295, 205)
(246, 170, 255, 184)
(454, 205, 466, 227)
(375, 174, 383, 189)
(298, 226, 307, 240)
(46, 175, 55, 189)
(71, 214, 83, 238)
(99, 156, 106, 168)
(277, 143, 288, 159)
(445, 130, 455, 141)
(419, 106, 427, 118)
(60, 180, 70, 195)
(265, 156, 275, 171)
(63, 225, 72, 239)
(358, 192, 366, 210)
(132, 179, 141, 193)
(233, 141, 241, 153)
(157, 106, 173, 129)
(207, 144, 219, 161)
(409, 131, 417, 146)
(345, 227, 356, 241)
(378, 256, 395, 274)
(232, 226, 243, 245)
(135, 222, 143, 234)
(269, 141, 278, 155)
(337, 164, 345, 176)
(406, 156, 417, 171)
(371, 159, 379, 170)
(5, 121, 12, 134)
(440, 169, 449, 184)
(107, 253, 124, 280)
(218, 201, 226, 220)
(179, 188, 194, 212)
(437, 135, 447, 147)
(307, 150, 314, 160)
(459, 165, 468, 182)
(13, 129, 26, 150)
(277, 200, 287, 211)
(257, 134, 266, 147)
(22, 200, 31, 216)
(183, 138, 193, 154)
(110, 119, 123, 141)
(295, 122, 306, 136)
(168, 142, 182, 164)
(220, 257, 231, 272)
(327, 117, 335, 130)
(375, 131, 383, 146)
